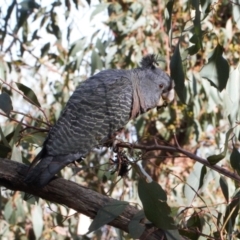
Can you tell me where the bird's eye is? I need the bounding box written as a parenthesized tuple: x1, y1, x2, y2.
(159, 84, 163, 89)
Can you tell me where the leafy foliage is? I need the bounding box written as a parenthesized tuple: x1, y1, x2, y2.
(0, 0, 240, 239)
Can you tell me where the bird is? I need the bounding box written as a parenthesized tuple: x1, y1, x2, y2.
(24, 54, 173, 187)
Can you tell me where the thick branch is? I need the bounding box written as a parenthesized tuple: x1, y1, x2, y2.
(0, 158, 166, 240)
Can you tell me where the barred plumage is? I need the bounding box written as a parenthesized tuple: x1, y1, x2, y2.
(24, 55, 172, 187)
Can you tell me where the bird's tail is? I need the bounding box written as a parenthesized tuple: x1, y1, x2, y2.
(24, 154, 73, 187)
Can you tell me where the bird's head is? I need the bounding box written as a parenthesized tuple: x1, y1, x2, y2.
(137, 54, 174, 112)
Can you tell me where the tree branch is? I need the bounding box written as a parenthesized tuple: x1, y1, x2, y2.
(0, 158, 166, 240)
(117, 142, 240, 184)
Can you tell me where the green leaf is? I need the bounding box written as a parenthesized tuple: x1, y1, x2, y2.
(88, 200, 128, 233)
(128, 210, 145, 239)
(0, 126, 12, 147)
(226, 65, 240, 104)
(15, 82, 41, 108)
(230, 146, 240, 175)
(32, 205, 43, 239)
(0, 127, 11, 158)
(0, 143, 11, 158)
(207, 152, 226, 165)
(207, 127, 233, 165)
(184, 162, 202, 205)
(0, 92, 13, 115)
(20, 0, 40, 10)
(233, 0, 240, 30)
(96, 38, 106, 56)
(183, 211, 202, 239)
(187, 43, 200, 55)
(40, 42, 50, 58)
(11, 146, 22, 162)
(224, 189, 240, 233)
(22, 132, 47, 146)
(4, 199, 13, 221)
(138, 179, 176, 230)
(69, 37, 86, 57)
(220, 176, 229, 202)
(91, 49, 103, 75)
(90, 3, 109, 21)
(72, 0, 79, 9)
(200, 0, 212, 16)
(170, 43, 187, 103)
(199, 165, 207, 190)
(165, 229, 182, 240)
(200, 44, 230, 92)
(165, 1, 174, 34)
(10, 122, 22, 147)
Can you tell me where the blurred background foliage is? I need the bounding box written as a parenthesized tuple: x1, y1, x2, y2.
(0, 0, 240, 239)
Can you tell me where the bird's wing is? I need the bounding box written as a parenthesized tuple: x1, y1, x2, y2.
(45, 74, 133, 156)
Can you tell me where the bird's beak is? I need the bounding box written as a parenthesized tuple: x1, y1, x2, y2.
(162, 88, 175, 102)
(157, 81, 175, 109)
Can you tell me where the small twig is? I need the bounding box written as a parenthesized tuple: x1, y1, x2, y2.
(181, 228, 219, 240)
(7, 32, 62, 75)
(116, 142, 240, 184)
(229, 0, 240, 7)
(11, 110, 51, 127)
(173, 133, 180, 148)
(0, 78, 49, 124)
(0, 111, 48, 132)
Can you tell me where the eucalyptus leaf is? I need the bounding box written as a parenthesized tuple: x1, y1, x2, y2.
(88, 200, 128, 233)
(0, 92, 13, 115)
(170, 43, 186, 103)
(15, 82, 41, 108)
(165, 229, 182, 240)
(91, 49, 103, 75)
(90, 3, 109, 21)
(32, 205, 43, 239)
(224, 189, 240, 233)
(128, 210, 145, 239)
(220, 176, 229, 202)
(138, 179, 176, 230)
(200, 44, 230, 92)
(230, 146, 240, 175)
(207, 127, 233, 165)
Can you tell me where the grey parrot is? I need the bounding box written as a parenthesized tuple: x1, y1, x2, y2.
(24, 54, 173, 187)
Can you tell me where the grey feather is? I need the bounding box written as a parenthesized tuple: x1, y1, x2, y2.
(24, 54, 172, 187)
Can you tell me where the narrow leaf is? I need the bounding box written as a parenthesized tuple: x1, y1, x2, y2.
(69, 37, 86, 57)
(138, 179, 176, 230)
(170, 43, 186, 103)
(165, 229, 182, 240)
(224, 190, 240, 233)
(165, 1, 174, 34)
(128, 210, 145, 239)
(207, 152, 226, 165)
(90, 3, 109, 21)
(32, 205, 43, 239)
(0, 92, 13, 115)
(41, 42, 50, 58)
(220, 176, 229, 202)
(200, 44, 230, 92)
(230, 146, 240, 175)
(88, 200, 128, 233)
(207, 127, 233, 164)
(91, 49, 103, 75)
(184, 162, 202, 205)
(15, 82, 41, 107)
(198, 165, 207, 190)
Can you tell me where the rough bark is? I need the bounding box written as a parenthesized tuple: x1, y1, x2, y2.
(0, 158, 166, 240)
